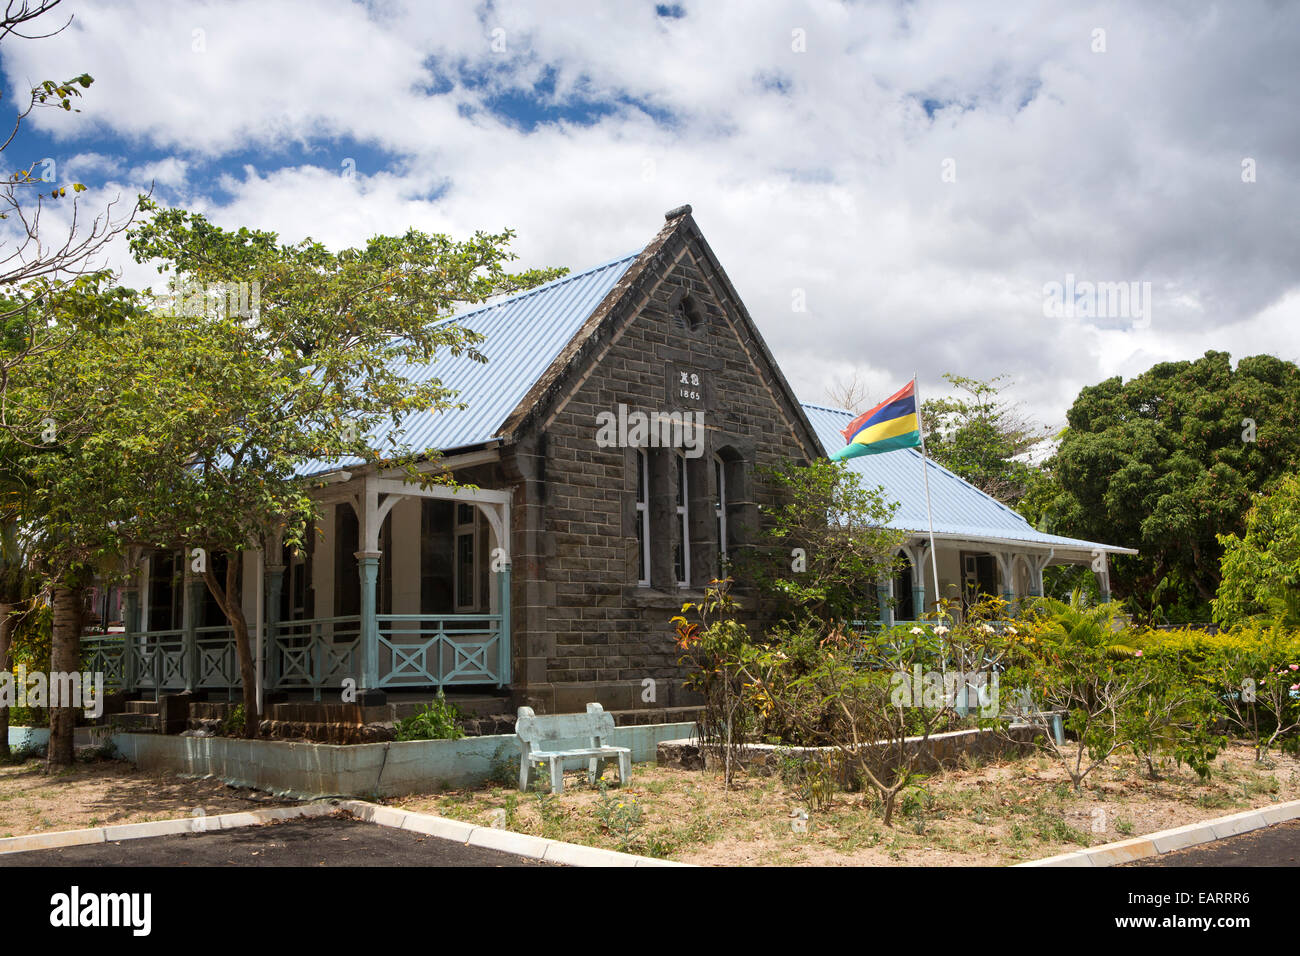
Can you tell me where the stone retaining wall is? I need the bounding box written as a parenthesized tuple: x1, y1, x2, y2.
(657, 724, 1040, 782)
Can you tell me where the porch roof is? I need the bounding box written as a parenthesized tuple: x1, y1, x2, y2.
(293, 249, 641, 478)
(801, 402, 1138, 556)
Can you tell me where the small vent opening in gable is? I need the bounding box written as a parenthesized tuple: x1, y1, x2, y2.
(674, 294, 704, 331)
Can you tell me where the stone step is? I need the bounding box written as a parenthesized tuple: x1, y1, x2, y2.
(110, 712, 159, 733)
(124, 700, 159, 715)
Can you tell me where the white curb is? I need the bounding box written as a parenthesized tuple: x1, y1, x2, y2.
(0, 797, 689, 866)
(0, 801, 337, 856)
(1015, 797, 1300, 867)
(338, 800, 692, 867)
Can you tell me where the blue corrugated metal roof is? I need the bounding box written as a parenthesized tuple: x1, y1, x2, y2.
(296, 250, 640, 477)
(801, 402, 1134, 553)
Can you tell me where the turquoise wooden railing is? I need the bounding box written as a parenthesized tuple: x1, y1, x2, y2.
(79, 607, 509, 698)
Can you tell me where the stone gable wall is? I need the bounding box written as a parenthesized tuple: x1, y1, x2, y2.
(505, 226, 819, 714)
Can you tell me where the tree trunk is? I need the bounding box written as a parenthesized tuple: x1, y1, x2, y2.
(47, 585, 83, 768)
(204, 558, 260, 738)
(0, 602, 12, 759)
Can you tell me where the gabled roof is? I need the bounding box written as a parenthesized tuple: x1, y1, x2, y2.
(299, 206, 824, 479)
(294, 250, 640, 477)
(801, 402, 1136, 556)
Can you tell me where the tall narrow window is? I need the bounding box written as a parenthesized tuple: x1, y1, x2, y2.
(674, 453, 690, 586)
(635, 450, 650, 586)
(714, 455, 727, 578)
(894, 553, 915, 622)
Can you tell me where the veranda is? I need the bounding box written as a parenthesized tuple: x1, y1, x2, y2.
(82, 462, 513, 703)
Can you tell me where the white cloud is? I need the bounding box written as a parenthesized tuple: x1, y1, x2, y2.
(2, 0, 1296, 424)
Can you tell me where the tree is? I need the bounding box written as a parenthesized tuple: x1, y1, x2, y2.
(1044, 351, 1300, 622)
(1, 279, 144, 765)
(0, 0, 144, 425)
(824, 370, 872, 414)
(0, 514, 28, 758)
(1213, 474, 1300, 627)
(1000, 598, 1155, 792)
(919, 373, 1050, 506)
(27, 204, 566, 738)
(752, 458, 904, 626)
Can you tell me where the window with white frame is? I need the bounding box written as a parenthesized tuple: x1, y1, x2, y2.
(714, 454, 727, 578)
(635, 449, 650, 586)
(674, 453, 690, 586)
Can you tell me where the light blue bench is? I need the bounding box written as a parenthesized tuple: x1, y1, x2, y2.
(515, 703, 631, 794)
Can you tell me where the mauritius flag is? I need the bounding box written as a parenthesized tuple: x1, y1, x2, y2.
(830, 379, 922, 461)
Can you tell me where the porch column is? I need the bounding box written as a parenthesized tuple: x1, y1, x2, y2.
(1028, 550, 1053, 597)
(994, 551, 1016, 603)
(356, 550, 381, 693)
(876, 575, 892, 627)
(497, 565, 512, 687)
(122, 586, 141, 692)
(265, 562, 284, 690)
(182, 571, 201, 693)
(1092, 550, 1111, 603)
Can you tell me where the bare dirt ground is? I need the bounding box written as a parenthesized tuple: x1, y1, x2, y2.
(0, 754, 296, 838)
(394, 741, 1300, 866)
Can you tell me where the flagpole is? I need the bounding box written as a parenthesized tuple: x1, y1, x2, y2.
(914, 373, 942, 619)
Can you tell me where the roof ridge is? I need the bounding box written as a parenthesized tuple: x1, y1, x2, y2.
(437, 248, 643, 327)
(799, 400, 852, 415)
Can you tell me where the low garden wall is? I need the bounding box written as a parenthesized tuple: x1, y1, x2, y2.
(6, 727, 48, 750)
(104, 721, 696, 798)
(657, 723, 1041, 783)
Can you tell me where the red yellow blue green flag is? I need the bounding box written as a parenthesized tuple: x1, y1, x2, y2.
(830, 379, 922, 461)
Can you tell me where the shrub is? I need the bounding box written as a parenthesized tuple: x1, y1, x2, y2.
(222, 704, 245, 737)
(394, 690, 464, 742)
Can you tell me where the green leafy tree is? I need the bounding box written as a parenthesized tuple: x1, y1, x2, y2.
(1043, 351, 1300, 622)
(0, 278, 144, 765)
(752, 458, 904, 626)
(999, 607, 1154, 792)
(0, 1, 142, 367)
(0, 513, 31, 757)
(1214, 474, 1300, 627)
(919, 374, 1050, 506)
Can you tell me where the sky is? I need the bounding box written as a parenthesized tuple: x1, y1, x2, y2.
(2, 0, 1297, 431)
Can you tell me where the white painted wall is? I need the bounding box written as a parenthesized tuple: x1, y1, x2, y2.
(314, 503, 335, 617)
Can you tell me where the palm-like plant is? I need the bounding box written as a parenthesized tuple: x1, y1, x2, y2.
(1026, 589, 1140, 659)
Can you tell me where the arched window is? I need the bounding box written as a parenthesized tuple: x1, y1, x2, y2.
(714, 454, 727, 578)
(894, 552, 915, 621)
(635, 449, 650, 586)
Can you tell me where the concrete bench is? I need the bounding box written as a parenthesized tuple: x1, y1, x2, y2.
(516, 703, 631, 794)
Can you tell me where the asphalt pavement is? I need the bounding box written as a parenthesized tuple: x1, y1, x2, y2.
(1123, 818, 1300, 867)
(0, 815, 559, 867)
